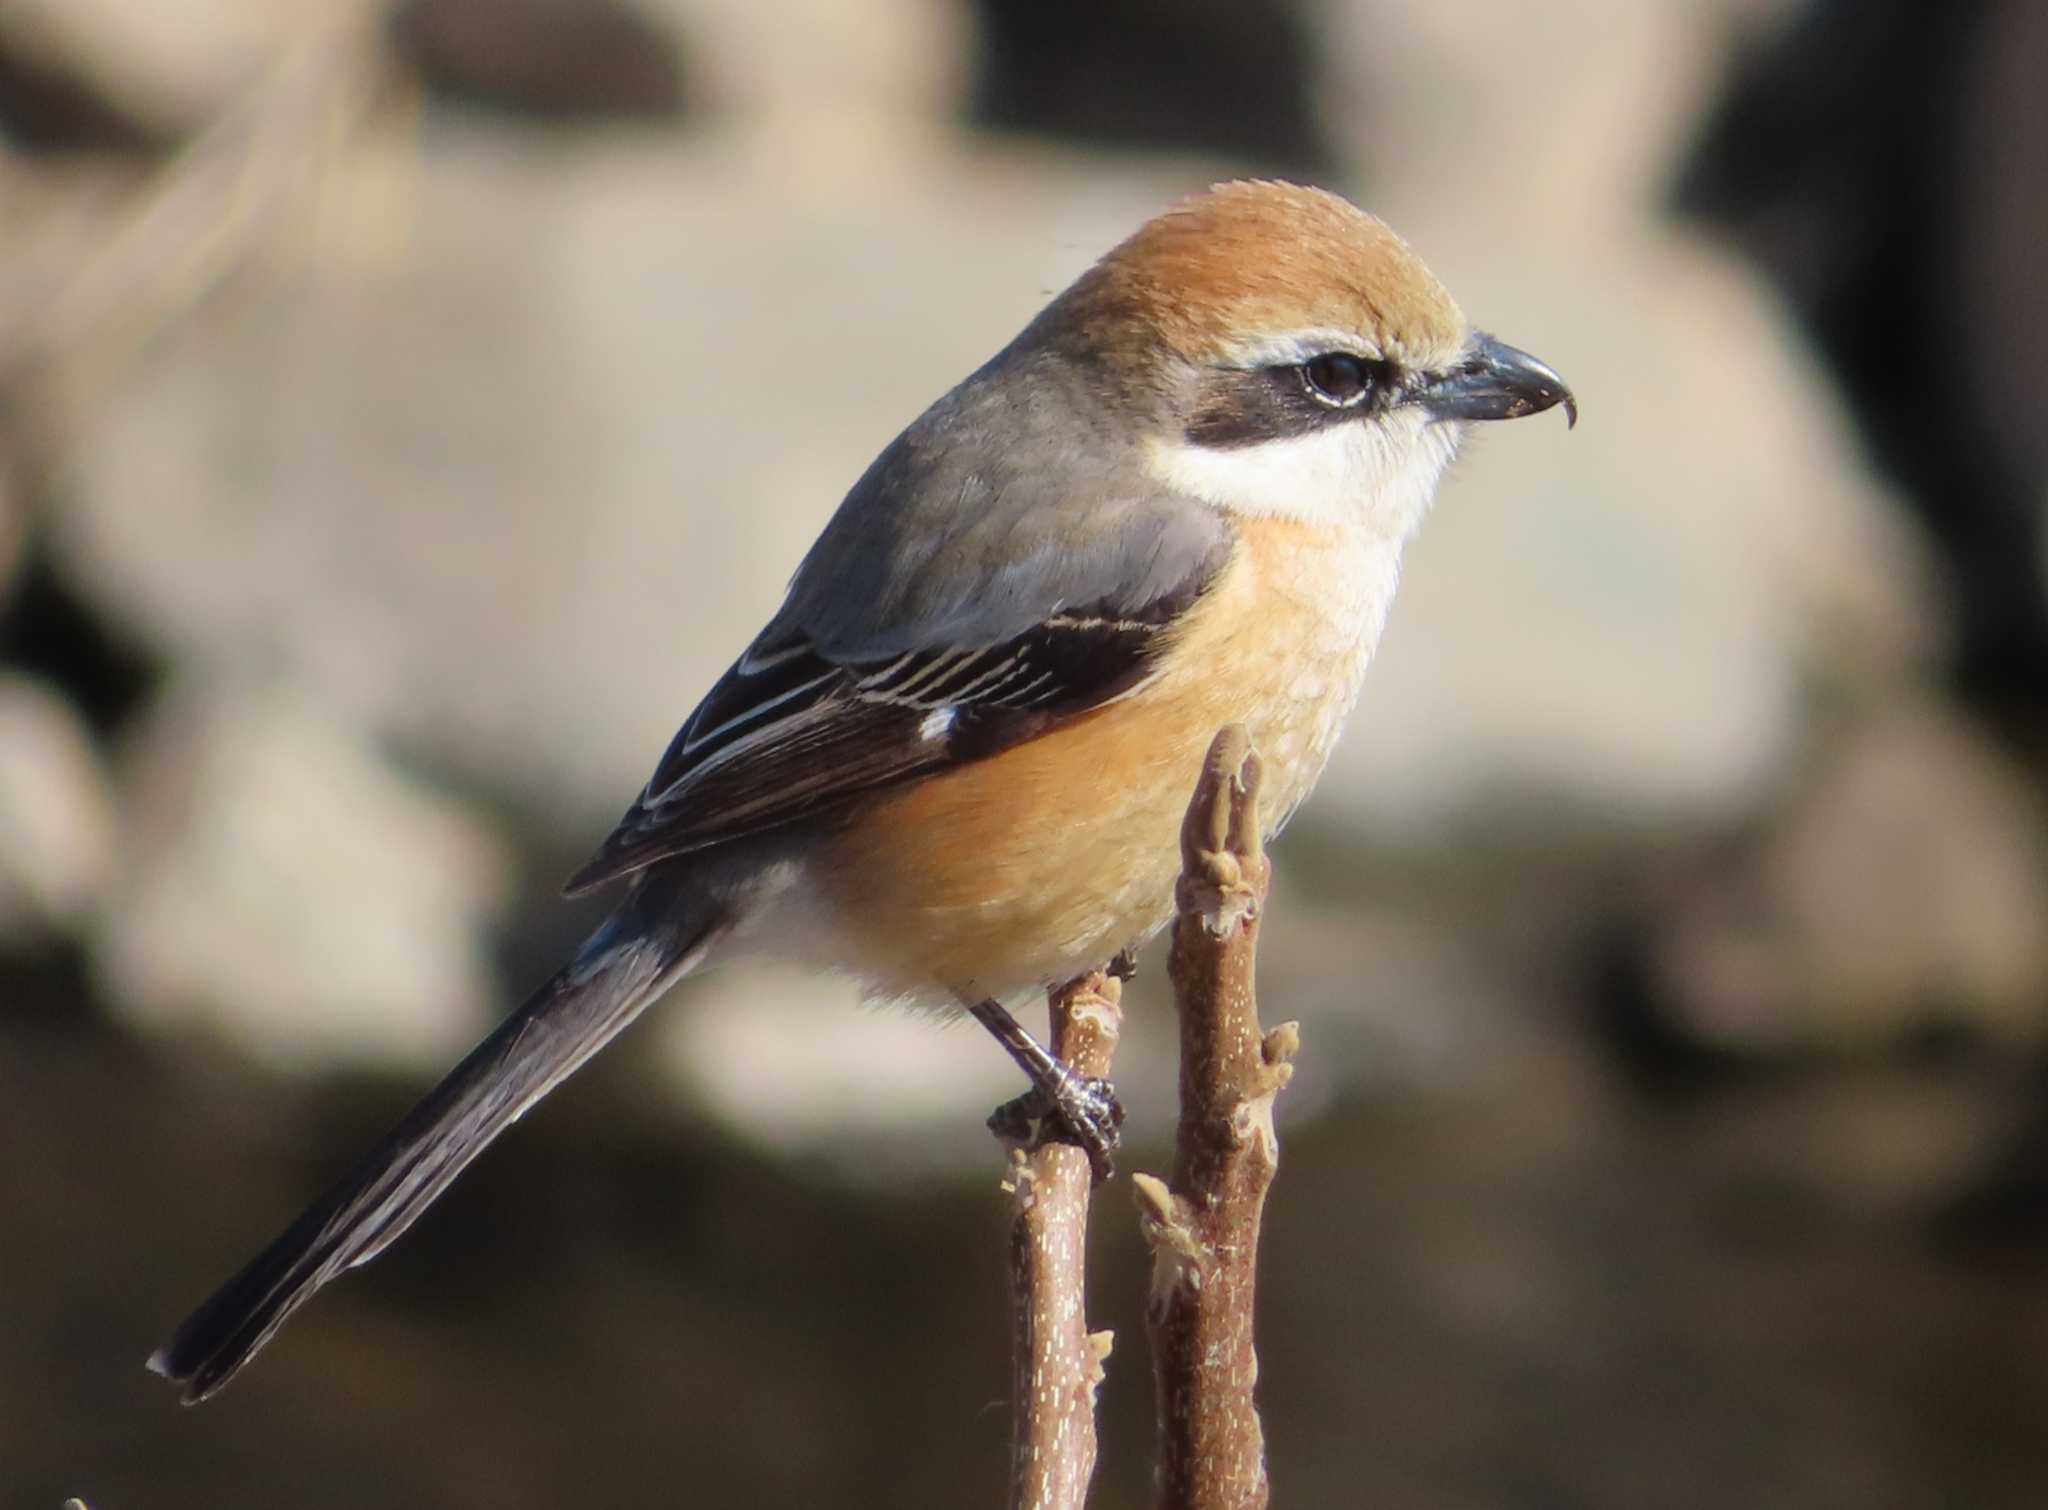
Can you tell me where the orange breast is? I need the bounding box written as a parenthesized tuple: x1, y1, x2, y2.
(805, 513, 1392, 1002)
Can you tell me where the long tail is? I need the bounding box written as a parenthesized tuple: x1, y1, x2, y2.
(148, 880, 719, 1404)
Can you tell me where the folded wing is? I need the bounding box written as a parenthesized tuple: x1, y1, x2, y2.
(566, 363, 1233, 894)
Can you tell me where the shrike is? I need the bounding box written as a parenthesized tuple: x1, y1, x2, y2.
(152, 179, 1574, 1401)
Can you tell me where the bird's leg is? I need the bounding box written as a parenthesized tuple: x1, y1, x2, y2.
(972, 995, 1125, 1182)
(1107, 947, 1140, 982)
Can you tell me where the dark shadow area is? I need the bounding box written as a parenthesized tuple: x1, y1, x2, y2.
(8, 946, 2045, 1508)
(0, 45, 168, 154)
(389, 0, 689, 123)
(0, 548, 162, 736)
(1673, 0, 2048, 746)
(968, 0, 1334, 179)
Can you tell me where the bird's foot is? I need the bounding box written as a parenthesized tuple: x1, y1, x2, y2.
(970, 996, 1125, 1182)
(986, 1074, 1125, 1184)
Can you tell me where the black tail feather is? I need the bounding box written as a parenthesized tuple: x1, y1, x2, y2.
(148, 885, 714, 1403)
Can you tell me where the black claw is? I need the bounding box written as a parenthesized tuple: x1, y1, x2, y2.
(968, 996, 1125, 1183)
(1107, 948, 1140, 983)
(987, 1076, 1124, 1183)
(1065, 1074, 1126, 1184)
(986, 1092, 1038, 1146)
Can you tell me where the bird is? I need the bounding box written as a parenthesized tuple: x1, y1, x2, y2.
(149, 179, 1574, 1403)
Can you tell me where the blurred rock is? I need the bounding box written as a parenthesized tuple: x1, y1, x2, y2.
(390, 0, 687, 121)
(1308, 0, 1936, 841)
(0, 0, 338, 138)
(641, 0, 966, 125)
(97, 679, 513, 1070)
(1676, 0, 2048, 724)
(25, 0, 1982, 1116)
(2, 21, 385, 501)
(47, 126, 1231, 1092)
(0, 673, 116, 943)
(53, 98, 1932, 855)
(655, 961, 1030, 1172)
(1651, 698, 2048, 1051)
(0, 151, 136, 376)
(50, 128, 1204, 842)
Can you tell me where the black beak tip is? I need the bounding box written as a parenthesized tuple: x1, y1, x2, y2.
(1498, 343, 1576, 430)
(1500, 388, 1577, 428)
(1424, 333, 1578, 431)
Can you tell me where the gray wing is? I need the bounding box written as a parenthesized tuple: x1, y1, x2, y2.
(564, 354, 1232, 895)
(771, 348, 1225, 659)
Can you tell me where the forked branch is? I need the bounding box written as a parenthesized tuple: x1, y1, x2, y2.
(1136, 724, 1297, 1509)
(993, 724, 1298, 1509)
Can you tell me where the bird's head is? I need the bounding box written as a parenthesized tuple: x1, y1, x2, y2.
(1039, 180, 1574, 537)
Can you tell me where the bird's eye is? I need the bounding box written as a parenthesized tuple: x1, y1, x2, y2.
(1300, 352, 1376, 408)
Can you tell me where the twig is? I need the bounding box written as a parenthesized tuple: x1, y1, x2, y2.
(1136, 724, 1298, 1509)
(999, 968, 1123, 1510)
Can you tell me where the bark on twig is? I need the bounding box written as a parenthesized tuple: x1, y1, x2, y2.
(1136, 724, 1298, 1510)
(999, 969, 1123, 1510)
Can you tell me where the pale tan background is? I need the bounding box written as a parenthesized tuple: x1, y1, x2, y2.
(3, 1, 2046, 1506)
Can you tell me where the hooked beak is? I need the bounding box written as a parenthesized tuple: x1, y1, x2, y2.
(1418, 332, 1577, 428)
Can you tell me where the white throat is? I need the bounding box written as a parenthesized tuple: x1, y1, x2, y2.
(1147, 408, 1462, 540)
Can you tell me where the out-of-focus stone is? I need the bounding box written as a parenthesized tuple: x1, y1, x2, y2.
(655, 961, 1030, 1172)
(641, 0, 965, 125)
(52, 128, 1200, 844)
(390, 0, 687, 121)
(0, 674, 117, 943)
(49, 130, 1213, 1103)
(36, 0, 1967, 1118)
(38, 0, 1939, 851)
(97, 679, 513, 1070)
(0, 153, 133, 382)
(55, 103, 1926, 854)
(1651, 698, 2048, 1050)
(0, 0, 336, 137)
(1305, 0, 1936, 841)
(1673, 0, 2048, 717)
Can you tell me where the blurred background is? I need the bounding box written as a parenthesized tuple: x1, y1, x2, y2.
(4, 0, 2046, 1504)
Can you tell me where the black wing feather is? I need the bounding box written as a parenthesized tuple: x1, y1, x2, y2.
(564, 336, 1236, 896)
(562, 567, 1221, 895)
